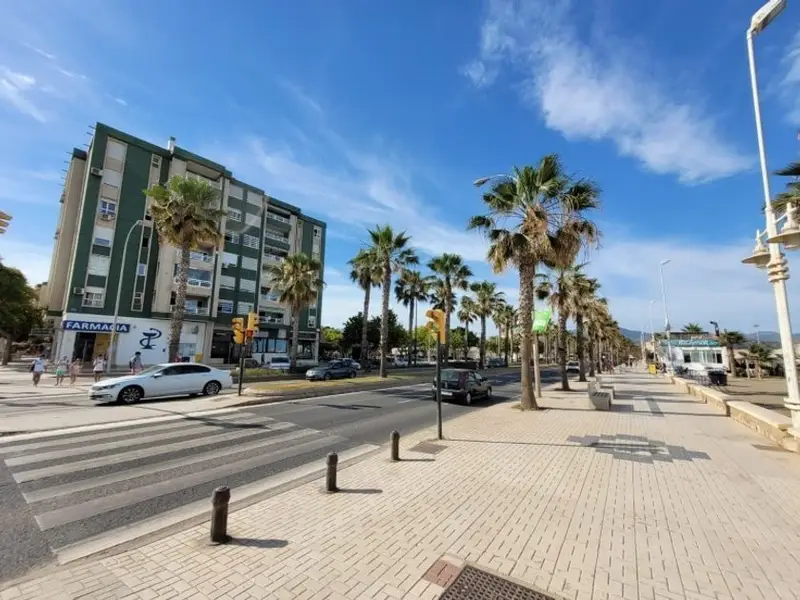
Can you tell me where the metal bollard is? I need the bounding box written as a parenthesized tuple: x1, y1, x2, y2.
(325, 452, 338, 493)
(210, 486, 231, 543)
(390, 430, 400, 462)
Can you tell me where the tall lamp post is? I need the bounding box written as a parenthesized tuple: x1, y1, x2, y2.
(658, 259, 673, 371)
(742, 0, 800, 430)
(649, 299, 656, 362)
(108, 219, 147, 371)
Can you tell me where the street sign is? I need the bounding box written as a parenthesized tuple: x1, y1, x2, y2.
(30, 328, 55, 336)
(533, 309, 551, 333)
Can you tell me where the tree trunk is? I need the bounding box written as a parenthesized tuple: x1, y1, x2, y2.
(587, 326, 596, 377)
(464, 322, 470, 360)
(576, 314, 586, 382)
(169, 242, 191, 362)
(360, 285, 371, 368)
(379, 259, 391, 378)
(413, 304, 418, 366)
(558, 313, 569, 391)
(479, 316, 486, 369)
(443, 282, 451, 364)
(504, 326, 510, 366)
(519, 262, 537, 409)
(407, 301, 414, 362)
(290, 308, 300, 370)
(727, 346, 736, 378)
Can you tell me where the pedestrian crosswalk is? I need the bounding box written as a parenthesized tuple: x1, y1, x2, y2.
(0, 410, 372, 555)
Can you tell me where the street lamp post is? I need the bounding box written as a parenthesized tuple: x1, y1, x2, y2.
(648, 299, 656, 362)
(108, 219, 145, 371)
(745, 0, 800, 429)
(658, 260, 673, 372)
(754, 324, 761, 344)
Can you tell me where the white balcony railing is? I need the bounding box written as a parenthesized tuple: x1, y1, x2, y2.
(263, 252, 286, 264)
(262, 315, 285, 324)
(267, 212, 290, 224)
(174, 277, 212, 288)
(172, 305, 210, 316)
(260, 293, 281, 304)
(178, 250, 214, 264)
(264, 231, 289, 244)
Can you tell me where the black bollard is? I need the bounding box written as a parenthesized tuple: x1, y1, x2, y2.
(390, 430, 400, 462)
(210, 486, 231, 543)
(326, 452, 338, 493)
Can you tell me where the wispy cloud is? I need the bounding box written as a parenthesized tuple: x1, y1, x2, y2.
(113, 97, 127, 106)
(22, 43, 56, 61)
(0, 66, 46, 122)
(278, 79, 323, 115)
(463, 0, 752, 184)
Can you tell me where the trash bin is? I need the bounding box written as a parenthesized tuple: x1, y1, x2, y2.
(708, 371, 727, 386)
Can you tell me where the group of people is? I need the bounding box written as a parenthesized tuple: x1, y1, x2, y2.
(29, 351, 146, 387)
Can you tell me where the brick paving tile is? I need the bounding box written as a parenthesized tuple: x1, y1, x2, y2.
(1, 371, 799, 600)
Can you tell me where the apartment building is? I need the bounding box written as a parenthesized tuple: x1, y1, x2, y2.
(44, 123, 326, 368)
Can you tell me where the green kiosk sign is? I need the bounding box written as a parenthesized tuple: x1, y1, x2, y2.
(533, 309, 551, 333)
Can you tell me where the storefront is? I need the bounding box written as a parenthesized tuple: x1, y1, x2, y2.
(56, 314, 211, 367)
(657, 337, 726, 371)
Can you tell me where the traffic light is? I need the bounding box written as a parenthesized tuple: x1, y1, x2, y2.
(425, 308, 446, 343)
(247, 313, 258, 337)
(0, 211, 11, 235)
(232, 317, 244, 344)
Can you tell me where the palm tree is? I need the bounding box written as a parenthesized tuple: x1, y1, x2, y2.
(145, 175, 225, 361)
(743, 343, 774, 379)
(495, 304, 518, 366)
(349, 249, 382, 367)
(537, 266, 581, 390)
(718, 330, 747, 378)
(365, 226, 418, 377)
(395, 270, 431, 365)
(470, 156, 600, 409)
(264, 253, 324, 370)
(584, 296, 609, 377)
(457, 296, 477, 360)
(428, 254, 473, 363)
(683, 323, 704, 334)
(573, 273, 599, 382)
(470, 281, 505, 369)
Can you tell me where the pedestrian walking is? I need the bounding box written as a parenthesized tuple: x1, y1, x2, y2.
(92, 355, 105, 382)
(129, 351, 143, 375)
(54, 356, 69, 386)
(30, 355, 47, 387)
(70, 358, 82, 387)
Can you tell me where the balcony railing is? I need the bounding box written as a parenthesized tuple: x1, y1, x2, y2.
(171, 304, 210, 316)
(266, 212, 291, 224)
(264, 231, 289, 244)
(262, 315, 285, 324)
(178, 251, 214, 263)
(260, 293, 282, 304)
(263, 253, 286, 264)
(174, 277, 212, 288)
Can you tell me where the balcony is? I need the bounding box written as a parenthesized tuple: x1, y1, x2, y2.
(261, 314, 286, 325)
(177, 250, 215, 270)
(171, 304, 210, 316)
(263, 252, 286, 265)
(260, 292, 282, 305)
(173, 276, 213, 297)
(266, 212, 291, 225)
(264, 231, 290, 247)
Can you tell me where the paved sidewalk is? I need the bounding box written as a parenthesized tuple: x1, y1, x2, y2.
(2, 371, 799, 599)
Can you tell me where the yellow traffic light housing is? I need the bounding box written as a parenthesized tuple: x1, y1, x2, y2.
(247, 311, 259, 333)
(232, 317, 245, 344)
(0, 210, 11, 235)
(425, 308, 446, 343)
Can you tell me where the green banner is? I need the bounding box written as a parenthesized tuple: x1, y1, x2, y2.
(533, 309, 551, 333)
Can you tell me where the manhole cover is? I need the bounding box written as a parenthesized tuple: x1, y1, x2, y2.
(410, 441, 447, 455)
(439, 565, 556, 600)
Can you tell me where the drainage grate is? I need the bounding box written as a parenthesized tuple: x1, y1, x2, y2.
(439, 565, 557, 600)
(410, 441, 448, 455)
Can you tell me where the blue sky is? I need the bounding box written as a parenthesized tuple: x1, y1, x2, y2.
(2, 0, 800, 334)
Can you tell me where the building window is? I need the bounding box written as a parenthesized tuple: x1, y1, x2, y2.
(229, 184, 244, 200)
(222, 252, 238, 268)
(242, 234, 259, 249)
(106, 138, 126, 161)
(313, 227, 321, 238)
(246, 190, 262, 206)
(137, 263, 147, 276)
(82, 290, 104, 308)
(309, 306, 317, 316)
(93, 224, 114, 246)
(102, 169, 122, 188)
(245, 213, 261, 228)
(225, 231, 239, 244)
(261, 311, 284, 324)
(132, 292, 143, 311)
(264, 230, 289, 244)
(94, 236, 112, 247)
(237, 302, 254, 314)
(267, 211, 290, 224)
(177, 343, 197, 359)
(219, 275, 236, 290)
(228, 208, 242, 222)
(98, 199, 117, 219)
(240, 256, 258, 271)
(296, 341, 314, 359)
(218, 300, 234, 314)
(239, 278, 256, 292)
(173, 266, 212, 287)
(88, 255, 110, 276)
(307, 316, 317, 328)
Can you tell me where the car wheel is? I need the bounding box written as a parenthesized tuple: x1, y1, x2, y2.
(349, 370, 356, 378)
(486, 387, 492, 400)
(324, 373, 332, 381)
(203, 381, 221, 396)
(118, 386, 142, 404)
(464, 392, 472, 406)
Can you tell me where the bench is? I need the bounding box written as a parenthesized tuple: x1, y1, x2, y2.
(587, 382, 611, 411)
(727, 401, 792, 446)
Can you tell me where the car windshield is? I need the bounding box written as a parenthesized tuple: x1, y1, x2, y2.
(440, 370, 463, 382)
(137, 365, 163, 376)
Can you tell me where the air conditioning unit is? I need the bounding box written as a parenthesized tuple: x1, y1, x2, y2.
(90, 167, 103, 177)
(73, 287, 84, 295)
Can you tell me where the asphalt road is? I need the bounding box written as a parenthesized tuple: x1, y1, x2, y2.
(0, 367, 555, 583)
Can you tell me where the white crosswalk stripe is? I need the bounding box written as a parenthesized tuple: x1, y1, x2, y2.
(0, 409, 369, 553)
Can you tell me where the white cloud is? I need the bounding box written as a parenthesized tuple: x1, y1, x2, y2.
(23, 43, 56, 61)
(464, 0, 752, 183)
(278, 79, 323, 115)
(113, 97, 127, 106)
(0, 239, 53, 285)
(0, 66, 46, 122)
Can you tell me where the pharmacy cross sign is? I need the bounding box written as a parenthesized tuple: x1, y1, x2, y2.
(567, 434, 710, 464)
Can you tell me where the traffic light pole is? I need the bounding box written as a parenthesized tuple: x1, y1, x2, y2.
(237, 343, 245, 396)
(436, 338, 443, 440)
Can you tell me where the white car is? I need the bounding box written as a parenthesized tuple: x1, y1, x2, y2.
(566, 361, 580, 374)
(89, 363, 233, 404)
(268, 356, 291, 371)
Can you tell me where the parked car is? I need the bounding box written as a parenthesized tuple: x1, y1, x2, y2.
(394, 357, 409, 368)
(306, 360, 358, 381)
(566, 360, 580, 374)
(268, 356, 291, 371)
(340, 358, 362, 371)
(431, 368, 492, 405)
(486, 357, 505, 368)
(89, 363, 233, 404)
